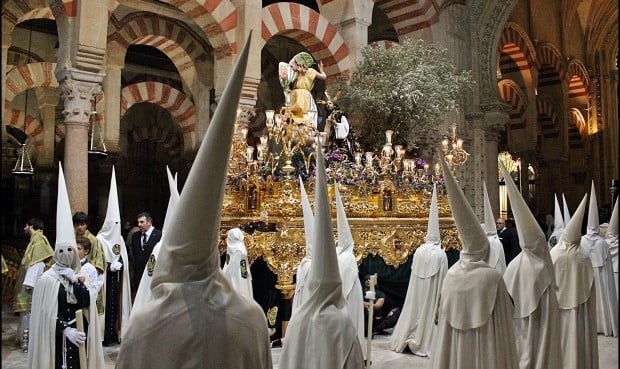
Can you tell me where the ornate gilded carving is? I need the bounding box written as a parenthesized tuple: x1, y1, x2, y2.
(218, 215, 461, 294)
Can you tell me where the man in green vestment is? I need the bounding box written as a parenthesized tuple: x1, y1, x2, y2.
(12, 218, 54, 351)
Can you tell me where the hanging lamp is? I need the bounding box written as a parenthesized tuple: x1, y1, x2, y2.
(12, 21, 35, 177)
(88, 99, 108, 160)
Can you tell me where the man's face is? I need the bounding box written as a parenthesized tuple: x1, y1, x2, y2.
(495, 219, 505, 232)
(74, 222, 88, 236)
(23, 224, 32, 237)
(137, 216, 151, 232)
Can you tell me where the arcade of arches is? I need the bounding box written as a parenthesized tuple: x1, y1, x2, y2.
(1, 0, 617, 242)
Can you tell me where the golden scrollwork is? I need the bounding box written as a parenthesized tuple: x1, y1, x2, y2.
(219, 215, 460, 294)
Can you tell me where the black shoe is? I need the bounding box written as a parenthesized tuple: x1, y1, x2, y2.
(271, 339, 282, 348)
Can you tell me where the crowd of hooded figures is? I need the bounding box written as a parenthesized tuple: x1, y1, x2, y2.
(17, 34, 617, 369)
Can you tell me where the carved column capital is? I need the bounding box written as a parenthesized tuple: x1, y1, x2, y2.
(57, 68, 104, 124)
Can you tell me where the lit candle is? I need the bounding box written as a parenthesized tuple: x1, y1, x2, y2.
(265, 110, 275, 124)
(246, 146, 255, 161)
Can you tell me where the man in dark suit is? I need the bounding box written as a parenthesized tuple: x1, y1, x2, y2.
(497, 217, 521, 265)
(130, 212, 162, 300)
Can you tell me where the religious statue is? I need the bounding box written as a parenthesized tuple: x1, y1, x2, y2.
(278, 52, 326, 127)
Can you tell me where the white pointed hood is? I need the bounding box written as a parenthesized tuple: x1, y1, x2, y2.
(426, 184, 441, 244)
(308, 146, 342, 292)
(548, 194, 564, 248)
(482, 182, 497, 236)
(500, 161, 554, 317)
(55, 162, 80, 272)
(606, 198, 618, 240)
(161, 166, 180, 234)
(561, 195, 587, 246)
(335, 183, 354, 254)
(117, 34, 272, 369)
(299, 176, 313, 258)
(605, 199, 618, 275)
(412, 184, 445, 279)
(151, 36, 250, 288)
(483, 182, 506, 273)
(550, 194, 593, 309)
(562, 193, 571, 227)
(586, 181, 600, 235)
(439, 159, 502, 330)
(279, 144, 361, 369)
(440, 160, 489, 263)
(96, 166, 132, 338)
(582, 181, 609, 267)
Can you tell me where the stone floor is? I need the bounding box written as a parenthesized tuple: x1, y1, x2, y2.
(2, 303, 618, 368)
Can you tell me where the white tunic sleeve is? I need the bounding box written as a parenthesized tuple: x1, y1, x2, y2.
(23, 261, 45, 288)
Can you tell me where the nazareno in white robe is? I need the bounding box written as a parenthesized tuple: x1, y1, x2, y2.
(390, 241, 447, 357)
(28, 268, 105, 369)
(550, 241, 599, 369)
(430, 261, 519, 369)
(336, 245, 365, 356)
(581, 233, 618, 337)
(222, 229, 254, 300)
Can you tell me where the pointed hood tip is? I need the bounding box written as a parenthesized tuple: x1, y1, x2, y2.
(553, 194, 564, 231)
(482, 182, 497, 235)
(562, 194, 588, 245)
(335, 182, 354, 252)
(562, 193, 571, 227)
(426, 184, 440, 243)
(499, 161, 545, 250)
(299, 176, 314, 257)
(587, 181, 599, 233)
(152, 34, 252, 285)
(56, 162, 77, 249)
(310, 145, 341, 285)
(440, 159, 489, 260)
(606, 198, 618, 237)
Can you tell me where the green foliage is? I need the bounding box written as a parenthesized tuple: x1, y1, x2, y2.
(333, 39, 474, 156)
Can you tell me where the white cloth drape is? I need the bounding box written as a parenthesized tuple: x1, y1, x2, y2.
(430, 280, 519, 369)
(390, 243, 448, 357)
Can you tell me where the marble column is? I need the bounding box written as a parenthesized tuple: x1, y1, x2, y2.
(56, 67, 104, 213)
(464, 112, 486, 219)
(103, 64, 122, 153)
(484, 124, 503, 216)
(1, 27, 11, 134)
(34, 87, 59, 218)
(482, 102, 510, 217)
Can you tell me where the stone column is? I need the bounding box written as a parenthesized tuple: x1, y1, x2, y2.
(1, 25, 12, 134)
(34, 87, 59, 167)
(56, 67, 104, 213)
(102, 64, 122, 153)
(320, 1, 372, 69)
(34, 87, 59, 218)
(482, 101, 511, 217)
(484, 124, 503, 216)
(464, 112, 486, 219)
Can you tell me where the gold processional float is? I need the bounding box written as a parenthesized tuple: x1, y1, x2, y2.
(217, 96, 469, 295)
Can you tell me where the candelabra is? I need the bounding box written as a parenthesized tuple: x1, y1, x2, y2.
(441, 125, 469, 166)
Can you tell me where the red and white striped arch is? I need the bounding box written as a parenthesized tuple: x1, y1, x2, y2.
(536, 98, 559, 139)
(375, 0, 440, 36)
(498, 22, 536, 74)
(6, 109, 44, 149)
(566, 59, 589, 98)
(498, 80, 528, 130)
(568, 108, 586, 148)
(1, 1, 55, 30)
(130, 124, 183, 160)
(120, 82, 197, 152)
(262, 3, 351, 80)
(108, 12, 207, 70)
(155, 0, 237, 59)
(535, 42, 565, 87)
